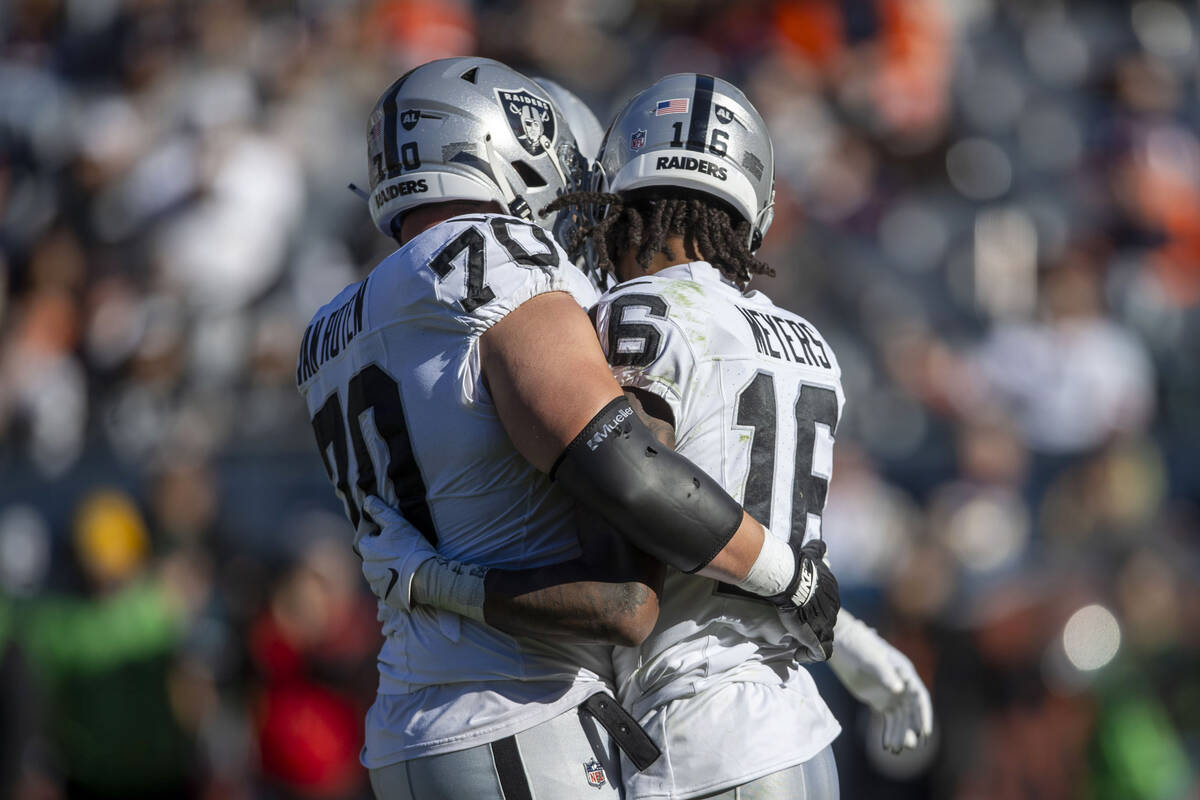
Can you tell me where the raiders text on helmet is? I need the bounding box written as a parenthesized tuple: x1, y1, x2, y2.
(366, 57, 588, 237)
(594, 74, 776, 250)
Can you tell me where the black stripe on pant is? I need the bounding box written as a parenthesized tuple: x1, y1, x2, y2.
(491, 736, 534, 800)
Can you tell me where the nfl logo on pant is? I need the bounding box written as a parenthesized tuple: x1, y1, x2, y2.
(583, 758, 607, 788)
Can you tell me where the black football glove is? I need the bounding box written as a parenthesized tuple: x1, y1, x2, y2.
(770, 539, 840, 662)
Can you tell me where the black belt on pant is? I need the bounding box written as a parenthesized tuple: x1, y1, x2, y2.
(579, 691, 661, 771)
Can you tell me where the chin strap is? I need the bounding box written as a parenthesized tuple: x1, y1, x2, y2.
(484, 134, 532, 220)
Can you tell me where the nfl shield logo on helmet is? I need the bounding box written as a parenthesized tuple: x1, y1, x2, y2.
(496, 88, 557, 157)
(655, 98, 689, 116)
(630, 129, 647, 151)
(583, 758, 607, 788)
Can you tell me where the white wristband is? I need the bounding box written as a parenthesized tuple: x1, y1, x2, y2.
(733, 531, 794, 597)
(411, 557, 489, 622)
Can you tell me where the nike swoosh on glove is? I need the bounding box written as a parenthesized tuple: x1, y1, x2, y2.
(355, 495, 438, 612)
(773, 539, 840, 662)
(828, 610, 934, 753)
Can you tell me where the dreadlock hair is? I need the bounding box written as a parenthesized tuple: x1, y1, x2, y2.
(541, 187, 774, 288)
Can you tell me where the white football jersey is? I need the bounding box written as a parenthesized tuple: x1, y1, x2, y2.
(591, 261, 844, 799)
(297, 213, 610, 767)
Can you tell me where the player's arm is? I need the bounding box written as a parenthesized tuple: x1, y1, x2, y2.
(828, 609, 934, 752)
(479, 290, 765, 584)
(359, 494, 662, 646)
(361, 390, 669, 645)
(478, 389, 673, 642)
(481, 513, 665, 645)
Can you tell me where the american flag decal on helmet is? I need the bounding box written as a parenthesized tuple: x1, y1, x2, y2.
(583, 758, 607, 788)
(655, 98, 689, 116)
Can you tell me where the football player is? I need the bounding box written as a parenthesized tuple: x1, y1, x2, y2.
(365, 73, 933, 798)
(564, 73, 934, 799)
(299, 59, 838, 799)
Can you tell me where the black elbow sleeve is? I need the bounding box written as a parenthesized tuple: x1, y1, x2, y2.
(550, 397, 742, 573)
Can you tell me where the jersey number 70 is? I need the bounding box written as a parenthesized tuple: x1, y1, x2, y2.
(310, 364, 434, 542)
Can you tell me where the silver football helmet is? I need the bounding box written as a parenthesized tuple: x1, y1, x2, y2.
(366, 57, 587, 237)
(595, 73, 775, 250)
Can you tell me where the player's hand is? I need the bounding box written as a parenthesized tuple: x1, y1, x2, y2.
(828, 612, 933, 753)
(772, 539, 839, 662)
(355, 495, 437, 612)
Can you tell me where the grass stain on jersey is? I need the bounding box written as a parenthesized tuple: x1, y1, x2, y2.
(661, 279, 704, 309)
(659, 279, 711, 347)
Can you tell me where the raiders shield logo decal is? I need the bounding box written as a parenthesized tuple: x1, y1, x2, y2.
(497, 88, 556, 157)
(583, 758, 607, 788)
(715, 105, 735, 125)
(400, 109, 420, 131)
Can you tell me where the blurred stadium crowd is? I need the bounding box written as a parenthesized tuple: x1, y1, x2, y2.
(1, 0, 1198, 798)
